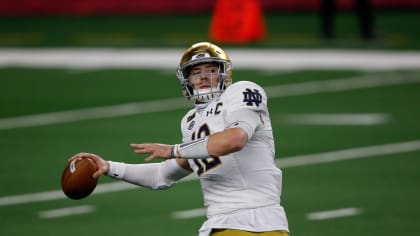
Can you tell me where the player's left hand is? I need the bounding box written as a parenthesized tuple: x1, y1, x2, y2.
(130, 143, 172, 162)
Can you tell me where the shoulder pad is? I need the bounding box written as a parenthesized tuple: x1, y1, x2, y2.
(222, 81, 267, 112)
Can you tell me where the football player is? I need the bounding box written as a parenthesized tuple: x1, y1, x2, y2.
(70, 42, 290, 236)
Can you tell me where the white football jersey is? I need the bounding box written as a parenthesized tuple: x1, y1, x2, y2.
(180, 81, 289, 235)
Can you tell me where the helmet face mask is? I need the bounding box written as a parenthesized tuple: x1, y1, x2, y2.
(176, 42, 232, 104)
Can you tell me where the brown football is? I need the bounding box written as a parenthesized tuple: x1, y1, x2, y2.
(61, 157, 98, 200)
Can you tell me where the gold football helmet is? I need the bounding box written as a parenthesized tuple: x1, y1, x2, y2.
(176, 42, 232, 103)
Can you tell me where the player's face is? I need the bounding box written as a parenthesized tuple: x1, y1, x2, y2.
(188, 63, 220, 89)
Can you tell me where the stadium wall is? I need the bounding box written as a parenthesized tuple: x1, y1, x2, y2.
(0, 0, 419, 16)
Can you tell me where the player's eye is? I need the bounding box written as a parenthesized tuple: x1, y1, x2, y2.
(189, 71, 201, 78)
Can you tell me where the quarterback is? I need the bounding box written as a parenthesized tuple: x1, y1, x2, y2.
(69, 42, 290, 236)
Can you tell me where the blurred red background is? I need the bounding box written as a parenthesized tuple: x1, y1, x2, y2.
(1, 0, 419, 16)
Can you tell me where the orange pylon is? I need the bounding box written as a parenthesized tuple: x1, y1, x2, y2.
(209, 0, 266, 44)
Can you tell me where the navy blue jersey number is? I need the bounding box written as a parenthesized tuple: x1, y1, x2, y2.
(191, 124, 221, 175)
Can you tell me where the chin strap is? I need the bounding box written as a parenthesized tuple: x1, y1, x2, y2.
(194, 87, 220, 103)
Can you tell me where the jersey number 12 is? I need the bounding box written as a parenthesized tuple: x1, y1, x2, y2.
(191, 124, 222, 175)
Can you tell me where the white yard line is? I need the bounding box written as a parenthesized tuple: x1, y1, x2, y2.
(1, 139, 419, 207)
(38, 205, 95, 219)
(263, 72, 420, 97)
(1, 49, 420, 70)
(306, 208, 363, 220)
(277, 140, 420, 168)
(171, 208, 207, 219)
(1, 72, 419, 130)
(0, 182, 139, 207)
(0, 97, 188, 130)
(281, 113, 390, 125)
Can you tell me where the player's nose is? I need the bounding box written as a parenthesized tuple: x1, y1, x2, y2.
(199, 73, 210, 81)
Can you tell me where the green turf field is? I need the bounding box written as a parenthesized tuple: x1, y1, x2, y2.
(1, 67, 419, 235)
(1, 8, 420, 236)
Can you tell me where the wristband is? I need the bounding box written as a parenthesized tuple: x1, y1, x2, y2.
(171, 145, 180, 158)
(107, 161, 127, 179)
(173, 136, 210, 159)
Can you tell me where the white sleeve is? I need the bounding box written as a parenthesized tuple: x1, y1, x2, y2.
(107, 159, 191, 190)
(225, 108, 261, 140)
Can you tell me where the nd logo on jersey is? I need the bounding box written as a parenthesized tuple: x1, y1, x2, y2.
(243, 88, 262, 107)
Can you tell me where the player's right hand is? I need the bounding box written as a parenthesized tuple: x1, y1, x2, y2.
(68, 152, 110, 178)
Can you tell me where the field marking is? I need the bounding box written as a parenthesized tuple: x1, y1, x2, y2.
(277, 140, 420, 168)
(0, 97, 188, 130)
(0, 139, 419, 207)
(38, 205, 95, 219)
(280, 113, 390, 126)
(263, 72, 420, 97)
(1, 72, 419, 130)
(1, 49, 420, 70)
(0, 182, 139, 207)
(171, 208, 207, 219)
(306, 207, 363, 221)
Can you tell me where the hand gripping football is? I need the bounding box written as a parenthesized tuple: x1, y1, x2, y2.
(61, 157, 98, 200)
